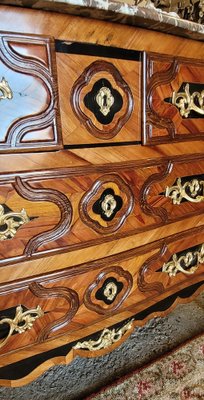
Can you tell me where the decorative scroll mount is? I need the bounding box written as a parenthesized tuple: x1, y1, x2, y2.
(73, 319, 133, 351)
(162, 243, 204, 277)
(0, 204, 31, 241)
(0, 305, 44, 349)
(0, 77, 13, 101)
(165, 176, 204, 205)
(172, 83, 204, 118)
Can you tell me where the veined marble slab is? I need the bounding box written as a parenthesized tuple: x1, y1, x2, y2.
(1, 0, 204, 41)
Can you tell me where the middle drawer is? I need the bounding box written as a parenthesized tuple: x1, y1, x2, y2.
(0, 156, 203, 264)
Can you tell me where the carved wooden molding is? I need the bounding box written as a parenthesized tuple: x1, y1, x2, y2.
(70, 60, 133, 139)
(0, 33, 62, 152)
(13, 176, 73, 256)
(139, 161, 173, 222)
(79, 173, 134, 234)
(29, 282, 79, 342)
(143, 53, 179, 145)
(137, 245, 167, 294)
(84, 266, 133, 315)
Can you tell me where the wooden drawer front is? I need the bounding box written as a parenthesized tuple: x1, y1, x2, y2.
(56, 42, 141, 145)
(0, 32, 62, 152)
(0, 157, 203, 265)
(143, 52, 204, 145)
(0, 227, 203, 355)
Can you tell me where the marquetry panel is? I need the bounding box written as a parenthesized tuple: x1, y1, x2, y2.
(143, 52, 204, 145)
(0, 32, 62, 152)
(56, 45, 141, 145)
(0, 226, 203, 356)
(0, 157, 203, 265)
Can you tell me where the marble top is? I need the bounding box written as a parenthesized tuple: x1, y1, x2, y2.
(1, 0, 204, 41)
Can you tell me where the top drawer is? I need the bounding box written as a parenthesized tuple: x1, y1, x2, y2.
(1, 31, 203, 151)
(56, 42, 204, 147)
(56, 41, 142, 146)
(0, 32, 62, 153)
(143, 52, 204, 145)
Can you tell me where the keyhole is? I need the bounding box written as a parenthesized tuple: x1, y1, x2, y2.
(107, 201, 111, 210)
(103, 94, 107, 107)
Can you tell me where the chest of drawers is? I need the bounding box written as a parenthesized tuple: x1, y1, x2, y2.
(0, 5, 203, 387)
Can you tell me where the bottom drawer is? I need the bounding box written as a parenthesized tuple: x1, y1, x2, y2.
(0, 226, 203, 356)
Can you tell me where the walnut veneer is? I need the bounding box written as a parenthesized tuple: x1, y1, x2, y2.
(0, 5, 203, 387)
